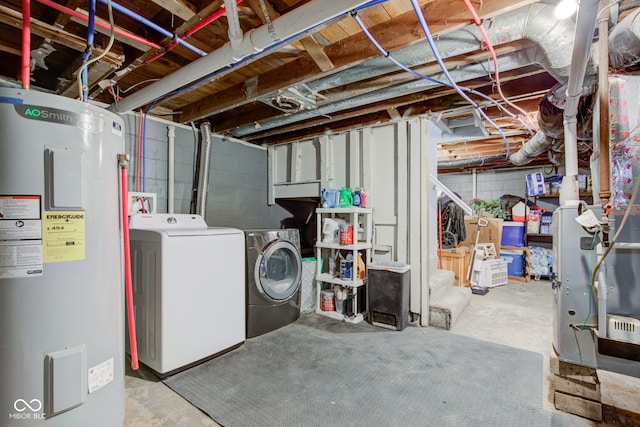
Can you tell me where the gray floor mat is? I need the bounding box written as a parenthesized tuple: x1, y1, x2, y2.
(164, 314, 590, 427)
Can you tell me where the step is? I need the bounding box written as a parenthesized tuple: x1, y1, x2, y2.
(429, 285, 472, 330)
(429, 269, 455, 301)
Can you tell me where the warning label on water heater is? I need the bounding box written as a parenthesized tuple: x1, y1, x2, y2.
(43, 211, 86, 263)
(0, 195, 43, 279)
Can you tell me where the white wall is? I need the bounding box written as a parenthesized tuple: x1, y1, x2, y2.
(269, 118, 437, 322)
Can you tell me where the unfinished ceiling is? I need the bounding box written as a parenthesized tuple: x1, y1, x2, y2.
(1, 0, 640, 171)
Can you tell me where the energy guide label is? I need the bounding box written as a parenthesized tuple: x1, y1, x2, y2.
(43, 211, 86, 262)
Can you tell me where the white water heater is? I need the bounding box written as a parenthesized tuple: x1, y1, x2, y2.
(0, 85, 125, 426)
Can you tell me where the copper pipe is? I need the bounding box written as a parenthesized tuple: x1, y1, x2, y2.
(598, 3, 611, 203)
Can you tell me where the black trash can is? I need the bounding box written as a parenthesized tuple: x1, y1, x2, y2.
(368, 262, 411, 331)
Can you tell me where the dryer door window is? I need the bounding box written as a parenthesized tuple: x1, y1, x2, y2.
(255, 240, 302, 302)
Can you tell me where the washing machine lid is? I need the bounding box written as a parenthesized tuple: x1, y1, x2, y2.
(129, 214, 243, 237)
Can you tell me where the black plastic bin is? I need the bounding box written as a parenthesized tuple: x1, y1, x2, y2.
(368, 262, 411, 331)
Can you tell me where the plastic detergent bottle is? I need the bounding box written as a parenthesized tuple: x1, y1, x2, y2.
(339, 187, 354, 207)
(357, 253, 365, 279)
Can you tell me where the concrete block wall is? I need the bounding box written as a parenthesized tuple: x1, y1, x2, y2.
(438, 168, 543, 206)
(121, 113, 289, 229)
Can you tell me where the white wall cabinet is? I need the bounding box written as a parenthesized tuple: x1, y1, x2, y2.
(315, 207, 372, 323)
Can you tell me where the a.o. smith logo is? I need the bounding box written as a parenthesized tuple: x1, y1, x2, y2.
(13, 104, 104, 132)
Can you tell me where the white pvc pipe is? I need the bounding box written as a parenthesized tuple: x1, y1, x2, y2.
(167, 125, 175, 214)
(561, 0, 599, 205)
(111, 0, 372, 113)
(224, 0, 243, 51)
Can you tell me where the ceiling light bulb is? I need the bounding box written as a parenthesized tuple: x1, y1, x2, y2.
(555, 0, 578, 19)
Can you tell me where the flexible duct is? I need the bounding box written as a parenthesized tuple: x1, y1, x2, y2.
(167, 125, 175, 214)
(195, 123, 212, 218)
(609, 8, 640, 70)
(233, 3, 580, 138)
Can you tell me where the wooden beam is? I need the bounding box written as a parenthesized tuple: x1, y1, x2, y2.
(149, 0, 196, 21)
(0, 4, 123, 67)
(299, 36, 334, 72)
(0, 43, 21, 56)
(178, 0, 538, 123)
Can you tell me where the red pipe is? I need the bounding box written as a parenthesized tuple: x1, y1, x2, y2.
(35, 0, 161, 50)
(143, 0, 242, 65)
(21, 0, 30, 89)
(120, 160, 139, 370)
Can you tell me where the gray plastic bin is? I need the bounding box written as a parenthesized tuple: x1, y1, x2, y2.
(368, 262, 411, 331)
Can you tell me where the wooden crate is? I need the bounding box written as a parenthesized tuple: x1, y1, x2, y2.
(440, 246, 472, 287)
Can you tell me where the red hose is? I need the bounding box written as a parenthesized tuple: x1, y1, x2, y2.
(35, 0, 161, 50)
(120, 163, 138, 370)
(21, 0, 30, 90)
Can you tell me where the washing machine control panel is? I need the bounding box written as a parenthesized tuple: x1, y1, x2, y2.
(129, 214, 208, 229)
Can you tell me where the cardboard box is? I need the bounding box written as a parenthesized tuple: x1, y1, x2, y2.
(526, 172, 547, 196)
(459, 215, 503, 255)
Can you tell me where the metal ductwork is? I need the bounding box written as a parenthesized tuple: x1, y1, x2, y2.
(233, 2, 580, 138)
(511, 3, 640, 168)
(233, 50, 536, 137)
(438, 154, 509, 170)
(609, 7, 640, 70)
(510, 83, 595, 166)
(195, 122, 213, 218)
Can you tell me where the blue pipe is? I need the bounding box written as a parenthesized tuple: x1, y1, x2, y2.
(352, 13, 533, 138)
(408, 0, 510, 158)
(141, 0, 389, 110)
(80, 0, 97, 102)
(97, 0, 207, 56)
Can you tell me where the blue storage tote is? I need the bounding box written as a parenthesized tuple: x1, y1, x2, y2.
(500, 249, 525, 277)
(500, 221, 525, 247)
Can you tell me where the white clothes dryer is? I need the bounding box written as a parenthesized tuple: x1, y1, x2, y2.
(129, 214, 245, 376)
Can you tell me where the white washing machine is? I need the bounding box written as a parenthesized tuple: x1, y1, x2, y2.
(128, 214, 245, 376)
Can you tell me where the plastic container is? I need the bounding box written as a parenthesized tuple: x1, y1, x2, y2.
(501, 221, 525, 247)
(511, 201, 530, 222)
(368, 262, 411, 331)
(500, 249, 525, 277)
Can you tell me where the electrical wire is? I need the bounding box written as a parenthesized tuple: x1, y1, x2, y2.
(137, 0, 386, 112)
(76, 0, 116, 102)
(461, 0, 536, 133)
(590, 175, 640, 299)
(120, 79, 160, 94)
(408, 0, 511, 158)
(78, 0, 96, 102)
(352, 12, 533, 136)
(353, 10, 517, 157)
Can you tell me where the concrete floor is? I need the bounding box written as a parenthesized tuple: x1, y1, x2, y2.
(123, 278, 636, 426)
